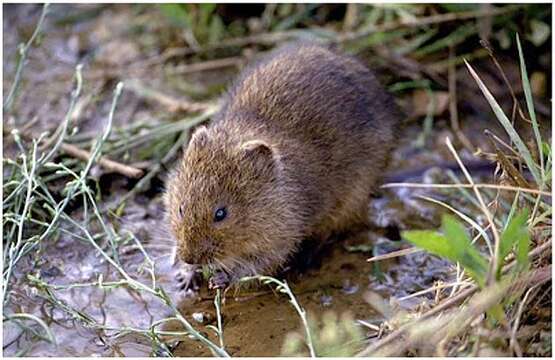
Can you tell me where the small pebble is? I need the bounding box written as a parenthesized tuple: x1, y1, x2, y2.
(192, 312, 204, 323)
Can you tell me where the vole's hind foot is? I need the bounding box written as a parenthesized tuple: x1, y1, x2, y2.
(209, 271, 230, 290)
(175, 265, 202, 294)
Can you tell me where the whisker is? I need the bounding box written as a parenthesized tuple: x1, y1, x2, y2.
(215, 258, 231, 273)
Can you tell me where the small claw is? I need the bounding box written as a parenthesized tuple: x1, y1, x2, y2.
(175, 264, 202, 293)
(208, 271, 230, 290)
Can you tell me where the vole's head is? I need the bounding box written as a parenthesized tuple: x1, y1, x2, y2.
(166, 125, 293, 271)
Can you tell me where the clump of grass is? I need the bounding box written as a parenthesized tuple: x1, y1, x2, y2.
(3, 78, 230, 356)
(369, 34, 551, 356)
(2, 7, 230, 356)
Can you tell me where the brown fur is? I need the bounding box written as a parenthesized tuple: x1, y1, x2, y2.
(165, 43, 401, 282)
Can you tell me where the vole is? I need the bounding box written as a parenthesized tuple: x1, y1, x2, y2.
(165, 43, 401, 289)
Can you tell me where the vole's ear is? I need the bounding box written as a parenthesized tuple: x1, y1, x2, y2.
(190, 126, 209, 148)
(240, 139, 277, 169)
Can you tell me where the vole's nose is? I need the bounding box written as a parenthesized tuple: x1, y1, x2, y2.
(180, 240, 213, 264)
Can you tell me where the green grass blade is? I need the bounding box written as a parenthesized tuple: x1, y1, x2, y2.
(413, 23, 475, 58)
(515, 215, 531, 273)
(498, 209, 529, 278)
(516, 33, 544, 182)
(504, 191, 521, 233)
(465, 60, 542, 184)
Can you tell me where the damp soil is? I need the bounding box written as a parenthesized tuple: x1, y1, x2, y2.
(3, 4, 548, 357)
(2, 172, 460, 357)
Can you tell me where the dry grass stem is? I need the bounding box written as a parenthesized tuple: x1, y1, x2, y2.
(167, 56, 244, 75)
(126, 79, 213, 113)
(60, 143, 144, 178)
(366, 247, 422, 262)
(382, 182, 551, 196)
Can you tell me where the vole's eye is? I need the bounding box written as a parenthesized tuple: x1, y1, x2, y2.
(178, 203, 186, 218)
(214, 207, 227, 222)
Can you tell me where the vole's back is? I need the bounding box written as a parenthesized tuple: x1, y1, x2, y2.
(214, 44, 400, 238)
(220, 44, 398, 134)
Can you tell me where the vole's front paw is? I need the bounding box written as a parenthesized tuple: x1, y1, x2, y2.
(208, 271, 230, 289)
(175, 264, 202, 293)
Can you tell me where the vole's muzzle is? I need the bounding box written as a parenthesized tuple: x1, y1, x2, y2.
(182, 253, 198, 265)
(180, 241, 214, 265)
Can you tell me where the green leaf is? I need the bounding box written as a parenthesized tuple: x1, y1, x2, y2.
(208, 16, 225, 44)
(402, 230, 452, 257)
(159, 4, 190, 28)
(465, 60, 542, 184)
(403, 215, 488, 287)
(487, 304, 507, 326)
(199, 3, 217, 14)
(498, 209, 530, 278)
(199, 3, 217, 28)
(516, 221, 531, 273)
(441, 215, 488, 286)
(542, 141, 551, 159)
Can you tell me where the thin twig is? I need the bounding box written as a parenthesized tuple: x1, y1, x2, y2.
(60, 143, 143, 178)
(509, 284, 541, 356)
(416, 194, 493, 255)
(480, 39, 530, 124)
(3, 3, 49, 112)
(241, 276, 316, 357)
(448, 45, 474, 151)
(397, 281, 473, 302)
